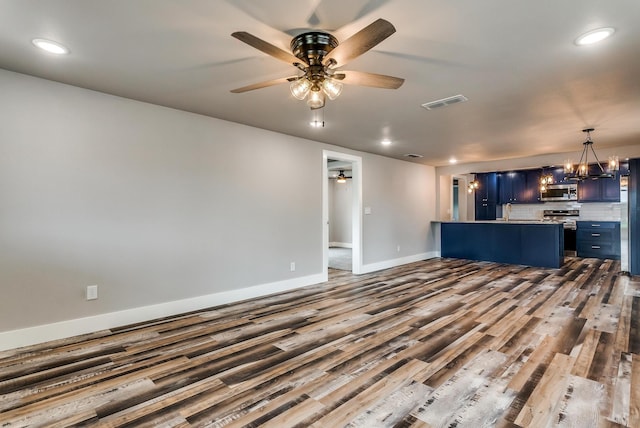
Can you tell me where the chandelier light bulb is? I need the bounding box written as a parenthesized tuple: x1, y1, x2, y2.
(564, 160, 573, 174)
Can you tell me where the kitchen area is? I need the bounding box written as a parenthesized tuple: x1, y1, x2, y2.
(436, 159, 637, 272)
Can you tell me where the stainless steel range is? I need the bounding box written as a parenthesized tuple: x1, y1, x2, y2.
(543, 209, 579, 256)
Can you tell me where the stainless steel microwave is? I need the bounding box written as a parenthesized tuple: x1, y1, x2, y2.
(540, 183, 578, 201)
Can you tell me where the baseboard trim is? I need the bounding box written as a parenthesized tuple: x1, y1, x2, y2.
(0, 273, 325, 352)
(329, 242, 353, 248)
(360, 252, 439, 274)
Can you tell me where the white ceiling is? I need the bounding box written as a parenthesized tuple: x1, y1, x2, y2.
(1, 0, 639, 167)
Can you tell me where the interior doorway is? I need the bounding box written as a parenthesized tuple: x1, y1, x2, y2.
(327, 159, 354, 270)
(452, 178, 460, 221)
(322, 150, 362, 278)
(451, 175, 469, 221)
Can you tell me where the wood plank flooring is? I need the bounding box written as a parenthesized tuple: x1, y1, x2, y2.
(1, 257, 639, 427)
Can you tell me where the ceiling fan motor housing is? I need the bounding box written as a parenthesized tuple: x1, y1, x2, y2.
(291, 32, 338, 66)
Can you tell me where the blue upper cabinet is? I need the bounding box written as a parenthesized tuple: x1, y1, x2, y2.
(578, 178, 600, 202)
(475, 172, 498, 220)
(486, 162, 627, 207)
(619, 161, 630, 176)
(577, 164, 621, 202)
(498, 171, 526, 204)
(601, 176, 622, 201)
(523, 169, 543, 203)
(550, 167, 569, 184)
(498, 170, 542, 204)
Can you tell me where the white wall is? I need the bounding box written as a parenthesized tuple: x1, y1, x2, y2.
(0, 69, 437, 349)
(438, 175, 452, 221)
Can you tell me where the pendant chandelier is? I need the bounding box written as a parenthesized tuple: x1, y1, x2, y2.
(468, 176, 479, 193)
(564, 128, 618, 181)
(539, 169, 554, 191)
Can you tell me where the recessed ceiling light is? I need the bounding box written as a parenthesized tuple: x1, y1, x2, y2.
(31, 38, 69, 55)
(575, 28, 615, 46)
(449, 158, 457, 164)
(381, 139, 392, 146)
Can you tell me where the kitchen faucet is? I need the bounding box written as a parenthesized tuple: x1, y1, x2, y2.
(505, 203, 512, 221)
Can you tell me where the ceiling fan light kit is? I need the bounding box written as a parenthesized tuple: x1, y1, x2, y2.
(231, 19, 404, 110)
(307, 89, 326, 109)
(322, 78, 343, 100)
(290, 78, 311, 100)
(335, 170, 351, 183)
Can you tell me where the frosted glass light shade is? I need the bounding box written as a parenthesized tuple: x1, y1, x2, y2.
(322, 78, 343, 100)
(290, 78, 311, 100)
(307, 90, 325, 109)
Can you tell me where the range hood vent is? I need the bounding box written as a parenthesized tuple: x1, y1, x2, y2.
(421, 94, 468, 110)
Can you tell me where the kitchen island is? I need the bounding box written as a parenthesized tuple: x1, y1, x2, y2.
(437, 220, 564, 268)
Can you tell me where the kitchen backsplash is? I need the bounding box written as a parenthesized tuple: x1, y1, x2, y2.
(505, 201, 622, 222)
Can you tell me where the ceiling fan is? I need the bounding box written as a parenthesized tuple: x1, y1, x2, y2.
(331, 170, 352, 183)
(230, 18, 405, 109)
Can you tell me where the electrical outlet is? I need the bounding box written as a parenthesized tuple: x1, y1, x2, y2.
(86, 285, 98, 300)
(290, 262, 296, 272)
(397, 245, 401, 252)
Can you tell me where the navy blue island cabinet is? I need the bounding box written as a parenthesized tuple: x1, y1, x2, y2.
(440, 222, 564, 268)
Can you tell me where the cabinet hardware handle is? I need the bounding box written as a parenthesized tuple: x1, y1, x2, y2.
(591, 224, 601, 227)
(591, 233, 601, 237)
(591, 245, 601, 249)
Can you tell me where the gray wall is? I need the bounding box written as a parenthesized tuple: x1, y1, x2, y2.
(328, 178, 352, 245)
(0, 69, 437, 334)
(362, 155, 435, 264)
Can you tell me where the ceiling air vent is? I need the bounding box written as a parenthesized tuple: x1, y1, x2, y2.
(404, 153, 424, 158)
(421, 94, 468, 110)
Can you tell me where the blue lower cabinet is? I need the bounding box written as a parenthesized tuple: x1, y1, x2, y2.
(576, 221, 620, 259)
(441, 222, 563, 268)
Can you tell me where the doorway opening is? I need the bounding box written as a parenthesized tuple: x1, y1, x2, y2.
(328, 159, 353, 270)
(322, 150, 362, 279)
(448, 175, 470, 221)
(452, 178, 460, 221)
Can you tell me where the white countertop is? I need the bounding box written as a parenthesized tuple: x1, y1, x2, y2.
(432, 220, 562, 225)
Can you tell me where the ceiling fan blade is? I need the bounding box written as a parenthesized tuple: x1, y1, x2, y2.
(340, 70, 404, 89)
(322, 18, 396, 67)
(231, 31, 302, 66)
(230, 76, 297, 93)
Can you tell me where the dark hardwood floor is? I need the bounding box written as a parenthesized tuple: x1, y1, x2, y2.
(0, 257, 639, 427)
